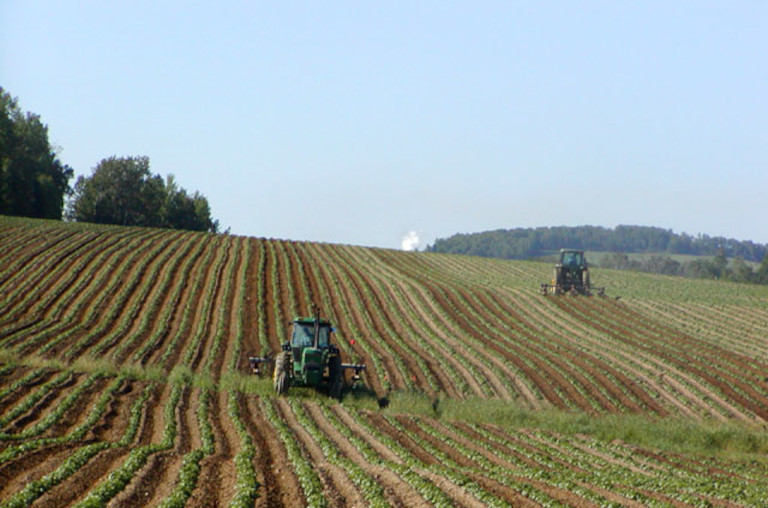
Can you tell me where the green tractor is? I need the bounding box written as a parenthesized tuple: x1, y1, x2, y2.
(248, 309, 365, 399)
(541, 249, 606, 297)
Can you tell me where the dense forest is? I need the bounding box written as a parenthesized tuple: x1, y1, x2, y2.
(427, 225, 768, 284)
(427, 225, 767, 262)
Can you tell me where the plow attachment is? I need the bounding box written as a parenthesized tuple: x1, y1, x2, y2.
(341, 362, 366, 382)
(540, 283, 606, 297)
(248, 355, 274, 376)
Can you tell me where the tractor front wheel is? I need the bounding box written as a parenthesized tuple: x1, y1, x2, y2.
(274, 351, 291, 395)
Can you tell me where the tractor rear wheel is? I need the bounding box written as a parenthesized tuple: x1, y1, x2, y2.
(328, 354, 342, 400)
(274, 351, 290, 395)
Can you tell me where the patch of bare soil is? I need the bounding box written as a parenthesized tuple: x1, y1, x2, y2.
(189, 240, 232, 374)
(0, 444, 73, 500)
(274, 397, 364, 507)
(241, 394, 304, 508)
(304, 401, 425, 507)
(308, 242, 398, 394)
(187, 390, 237, 507)
(134, 237, 209, 368)
(86, 232, 191, 363)
(238, 238, 262, 366)
(0, 369, 52, 417)
(42, 377, 112, 439)
(2, 372, 79, 435)
(110, 384, 190, 507)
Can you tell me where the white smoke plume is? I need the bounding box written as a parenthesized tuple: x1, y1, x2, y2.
(401, 230, 420, 251)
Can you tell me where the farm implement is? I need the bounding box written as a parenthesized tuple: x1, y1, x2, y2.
(248, 308, 365, 399)
(541, 249, 606, 297)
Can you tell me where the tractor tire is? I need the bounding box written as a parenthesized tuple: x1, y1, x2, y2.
(274, 351, 291, 395)
(328, 354, 343, 400)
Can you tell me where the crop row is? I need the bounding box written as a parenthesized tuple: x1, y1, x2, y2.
(4, 218, 768, 423)
(2, 363, 768, 505)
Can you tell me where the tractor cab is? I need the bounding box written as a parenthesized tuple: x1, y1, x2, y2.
(290, 318, 332, 350)
(285, 317, 337, 386)
(560, 250, 584, 267)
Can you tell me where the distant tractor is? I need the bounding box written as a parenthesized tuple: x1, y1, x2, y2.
(541, 249, 606, 296)
(248, 308, 365, 399)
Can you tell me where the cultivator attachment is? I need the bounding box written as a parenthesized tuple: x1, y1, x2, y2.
(248, 354, 273, 376)
(540, 283, 606, 297)
(341, 362, 366, 382)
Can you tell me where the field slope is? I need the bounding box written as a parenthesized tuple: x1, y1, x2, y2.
(2, 215, 768, 506)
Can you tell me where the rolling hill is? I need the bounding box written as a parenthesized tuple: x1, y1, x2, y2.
(2, 215, 768, 506)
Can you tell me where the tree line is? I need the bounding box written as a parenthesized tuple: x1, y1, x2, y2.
(428, 225, 767, 262)
(0, 88, 73, 219)
(427, 225, 768, 284)
(1, 87, 218, 233)
(600, 251, 768, 285)
(67, 156, 219, 232)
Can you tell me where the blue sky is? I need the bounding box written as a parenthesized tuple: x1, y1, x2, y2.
(3, 1, 766, 249)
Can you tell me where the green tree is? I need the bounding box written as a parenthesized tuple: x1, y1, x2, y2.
(756, 255, 768, 284)
(162, 175, 219, 232)
(730, 257, 755, 283)
(711, 248, 729, 279)
(69, 156, 164, 226)
(69, 156, 219, 233)
(0, 88, 73, 219)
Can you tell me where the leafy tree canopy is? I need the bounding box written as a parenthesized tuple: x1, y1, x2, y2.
(68, 156, 219, 233)
(0, 87, 73, 219)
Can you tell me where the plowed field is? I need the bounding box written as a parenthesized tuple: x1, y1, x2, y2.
(2, 215, 768, 506)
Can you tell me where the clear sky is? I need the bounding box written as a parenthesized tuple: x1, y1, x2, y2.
(3, 1, 766, 249)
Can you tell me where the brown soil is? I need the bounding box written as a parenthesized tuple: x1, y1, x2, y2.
(563, 297, 768, 420)
(0, 231, 103, 333)
(0, 227, 74, 291)
(187, 390, 237, 507)
(185, 238, 232, 373)
(0, 379, 144, 506)
(0, 369, 53, 417)
(0, 444, 74, 500)
(273, 397, 364, 507)
(237, 238, 263, 364)
(146, 237, 219, 371)
(214, 237, 245, 378)
(133, 235, 210, 367)
(42, 376, 113, 439)
(303, 401, 426, 507)
(2, 372, 79, 435)
(241, 394, 305, 508)
(111, 385, 192, 507)
(40, 231, 167, 360)
(91, 232, 195, 363)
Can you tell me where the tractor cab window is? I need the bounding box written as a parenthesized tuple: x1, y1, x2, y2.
(316, 327, 330, 347)
(292, 325, 313, 348)
(291, 323, 331, 348)
(561, 251, 583, 267)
